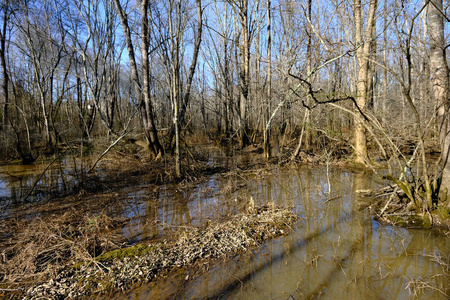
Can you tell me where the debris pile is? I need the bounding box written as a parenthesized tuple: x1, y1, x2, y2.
(23, 207, 297, 299)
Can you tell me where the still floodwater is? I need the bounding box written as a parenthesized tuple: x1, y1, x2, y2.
(125, 166, 450, 299)
(0, 157, 95, 214)
(1, 159, 449, 299)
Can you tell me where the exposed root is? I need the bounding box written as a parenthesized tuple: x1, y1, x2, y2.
(357, 185, 450, 229)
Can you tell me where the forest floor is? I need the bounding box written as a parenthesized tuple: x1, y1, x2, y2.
(0, 137, 449, 299)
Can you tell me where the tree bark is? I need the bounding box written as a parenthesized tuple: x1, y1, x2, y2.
(222, 6, 230, 138)
(167, 0, 202, 150)
(353, 0, 378, 164)
(237, 0, 250, 149)
(114, 0, 162, 158)
(0, 0, 10, 131)
(428, 0, 450, 195)
(263, 0, 271, 159)
(168, 0, 182, 178)
(304, 0, 313, 151)
(141, 0, 163, 157)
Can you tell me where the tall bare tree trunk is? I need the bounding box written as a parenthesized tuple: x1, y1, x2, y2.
(255, 3, 260, 140)
(263, 0, 271, 159)
(222, 7, 230, 138)
(114, 0, 162, 158)
(141, 0, 163, 157)
(0, 0, 10, 131)
(168, 0, 182, 178)
(304, 0, 313, 151)
(353, 0, 378, 164)
(382, 0, 388, 124)
(237, 0, 250, 149)
(167, 0, 202, 150)
(428, 0, 450, 195)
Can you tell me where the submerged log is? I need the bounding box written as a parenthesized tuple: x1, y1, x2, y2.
(356, 185, 403, 198)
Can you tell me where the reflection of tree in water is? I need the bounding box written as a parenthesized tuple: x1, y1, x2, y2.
(143, 198, 158, 241)
(7, 176, 21, 204)
(157, 188, 193, 235)
(128, 167, 449, 299)
(346, 170, 373, 298)
(171, 190, 192, 227)
(269, 169, 376, 299)
(0, 157, 98, 205)
(403, 230, 450, 297)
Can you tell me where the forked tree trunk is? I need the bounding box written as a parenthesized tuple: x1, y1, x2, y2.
(167, 0, 202, 150)
(141, 0, 163, 157)
(114, 0, 162, 158)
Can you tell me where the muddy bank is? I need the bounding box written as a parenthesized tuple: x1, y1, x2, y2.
(14, 207, 297, 299)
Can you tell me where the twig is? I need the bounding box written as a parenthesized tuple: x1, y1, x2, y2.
(379, 186, 399, 216)
(183, 139, 201, 167)
(325, 195, 341, 203)
(23, 156, 60, 202)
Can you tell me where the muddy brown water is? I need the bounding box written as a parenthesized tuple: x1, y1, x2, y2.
(0, 157, 96, 213)
(122, 167, 449, 299)
(1, 157, 449, 299)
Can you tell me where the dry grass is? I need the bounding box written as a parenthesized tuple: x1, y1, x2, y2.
(22, 206, 297, 299)
(0, 210, 122, 285)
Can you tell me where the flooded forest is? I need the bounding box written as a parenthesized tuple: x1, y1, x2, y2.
(1, 0, 450, 299)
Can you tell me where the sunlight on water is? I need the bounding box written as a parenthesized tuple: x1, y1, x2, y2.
(125, 166, 449, 300)
(0, 157, 95, 217)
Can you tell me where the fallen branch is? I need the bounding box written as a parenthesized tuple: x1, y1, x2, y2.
(23, 156, 60, 202)
(379, 186, 400, 216)
(88, 130, 131, 173)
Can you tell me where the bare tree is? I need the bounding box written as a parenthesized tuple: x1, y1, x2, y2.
(167, 0, 182, 177)
(429, 0, 450, 196)
(71, 0, 125, 138)
(304, 0, 313, 151)
(263, 0, 271, 159)
(166, 0, 203, 152)
(353, 0, 378, 164)
(114, 0, 163, 158)
(222, 5, 232, 138)
(227, 0, 251, 149)
(0, 0, 14, 131)
(16, 0, 69, 149)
